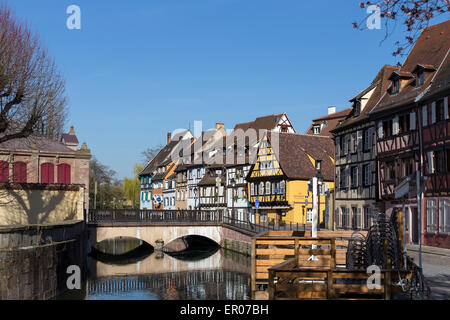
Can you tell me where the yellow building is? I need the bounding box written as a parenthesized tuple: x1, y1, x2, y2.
(247, 132, 335, 226)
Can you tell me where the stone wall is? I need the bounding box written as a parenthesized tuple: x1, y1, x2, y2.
(0, 221, 87, 300)
(0, 184, 85, 225)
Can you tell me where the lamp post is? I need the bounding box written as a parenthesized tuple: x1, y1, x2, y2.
(230, 177, 236, 222)
(193, 187, 198, 210)
(309, 170, 323, 261)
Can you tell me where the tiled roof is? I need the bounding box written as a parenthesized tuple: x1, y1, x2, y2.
(267, 132, 335, 181)
(332, 65, 399, 132)
(0, 121, 76, 154)
(61, 133, 79, 145)
(306, 108, 352, 137)
(371, 20, 450, 114)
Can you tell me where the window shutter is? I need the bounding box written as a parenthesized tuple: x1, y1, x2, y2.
(357, 207, 362, 228)
(410, 112, 416, 130)
(337, 168, 341, 188)
(393, 116, 399, 135)
(357, 131, 363, 152)
(378, 122, 383, 139)
(431, 102, 436, 124)
(358, 164, 363, 187)
(368, 127, 374, 149)
(445, 97, 449, 120)
(336, 136, 341, 157)
(0, 161, 9, 183)
(427, 151, 435, 174)
(422, 106, 428, 126)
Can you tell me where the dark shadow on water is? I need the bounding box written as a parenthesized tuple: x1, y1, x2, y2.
(89, 242, 154, 265)
(165, 235, 220, 262)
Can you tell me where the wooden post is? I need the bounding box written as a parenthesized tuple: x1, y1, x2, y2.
(384, 270, 392, 300)
(251, 238, 256, 299)
(294, 238, 299, 262)
(327, 270, 334, 299)
(268, 269, 275, 300)
(330, 238, 336, 269)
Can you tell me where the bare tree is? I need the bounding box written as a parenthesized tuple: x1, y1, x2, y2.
(353, 1, 449, 57)
(141, 144, 164, 164)
(0, 4, 67, 143)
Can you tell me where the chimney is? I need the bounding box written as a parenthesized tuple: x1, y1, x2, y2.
(216, 123, 224, 131)
(167, 132, 171, 144)
(328, 106, 336, 115)
(69, 125, 76, 135)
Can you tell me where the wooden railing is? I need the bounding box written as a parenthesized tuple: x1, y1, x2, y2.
(250, 231, 363, 299)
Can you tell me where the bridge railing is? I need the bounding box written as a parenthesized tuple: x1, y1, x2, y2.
(88, 209, 223, 224)
(88, 209, 307, 234)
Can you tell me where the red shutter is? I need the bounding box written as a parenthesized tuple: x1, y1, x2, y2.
(58, 164, 71, 184)
(41, 163, 54, 184)
(0, 161, 9, 182)
(13, 162, 27, 183)
(65, 164, 71, 184)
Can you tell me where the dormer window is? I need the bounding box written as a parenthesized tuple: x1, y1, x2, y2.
(393, 79, 400, 94)
(315, 160, 322, 171)
(313, 125, 321, 135)
(354, 101, 361, 117)
(418, 71, 424, 86)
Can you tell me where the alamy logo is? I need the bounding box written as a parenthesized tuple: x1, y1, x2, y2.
(66, 265, 81, 290)
(66, 5, 81, 30)
(366, 265, 381, 290)
(366, 5, 381, 30)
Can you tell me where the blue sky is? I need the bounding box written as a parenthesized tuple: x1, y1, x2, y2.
(7, 1, 448, 179)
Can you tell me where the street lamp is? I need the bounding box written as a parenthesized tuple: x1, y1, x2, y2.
(193, 187, 198, 210)
(308, 170, 323, 261)
(230, 178, 236, 221)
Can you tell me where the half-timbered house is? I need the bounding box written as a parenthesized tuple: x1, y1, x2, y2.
(370, 20, 450, 248)
(331, 65, 398, 230)
(246, 131, 335, 225)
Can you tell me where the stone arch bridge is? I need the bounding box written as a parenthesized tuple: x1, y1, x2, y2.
(87, 210, 283, 255)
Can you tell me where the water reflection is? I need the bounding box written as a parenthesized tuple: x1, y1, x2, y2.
(58, 238, 251, 300)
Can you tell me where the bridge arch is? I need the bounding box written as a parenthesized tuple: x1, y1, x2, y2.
(90, 225, 224, 249)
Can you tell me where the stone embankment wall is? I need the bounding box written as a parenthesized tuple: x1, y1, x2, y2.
(0, 221, 87, 300)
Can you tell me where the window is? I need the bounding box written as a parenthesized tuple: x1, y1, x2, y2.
(427, 199, 437, 232)
(439, 199, 450, 233)
(363, 164, 370, 187)
(40, 163, 54, 184)
(383, 120, 393, 137)
(250, 183, 254, 196)
(0, 161, 8, 183)
(315, 160, 321, 171)
(401, 158, 414, 177)
(307, 208, 313, 223)
(352, 207, 358, 229)
(385, 161, 396, 181)
(340, 137, 345, 156)
(265, 182, 270, 195)
(363, 129, 370, 151)
(351, 133, 357, 153)
(351, 166, 358, 188)
(434, 150, 446, 174)
(436, 99, 445, 122)
(363, 207, 373, 229)
(399, 113, 410, 133)
(447, 149, 450, 172)
(340, 167, 346, 188)
(280, 181, 286, 194)
(342, 207, 350, 228)
(259, 182, 264, 195)
(354, 101, 361, 117)
(57, 164, 71, 184)
(313, 125, 321, 135)
(393, 79, 400, 94)
(13, 162, 27, 183)
(418, 71, 424, 86)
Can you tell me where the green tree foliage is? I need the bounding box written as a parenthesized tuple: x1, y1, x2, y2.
(122, 164, 143, 209)
(89, 156, 125, 209)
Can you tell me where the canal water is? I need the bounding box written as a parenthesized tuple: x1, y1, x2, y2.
(57, 237, 251, 300)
